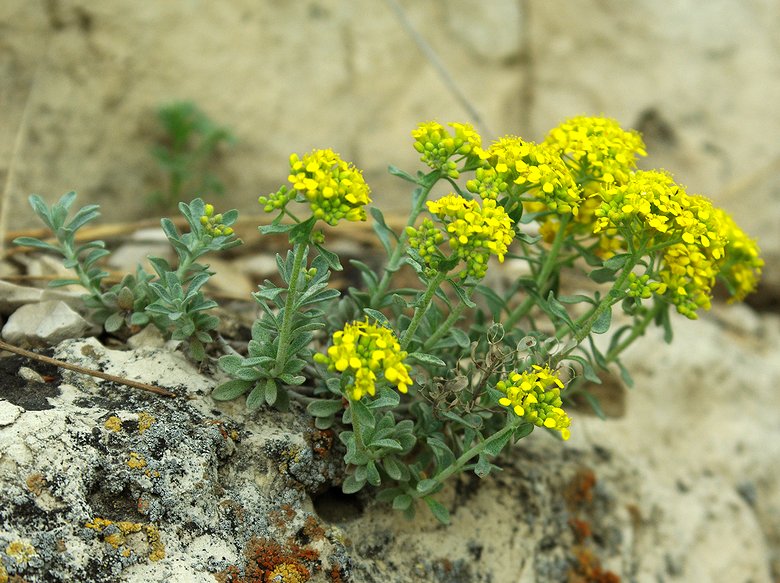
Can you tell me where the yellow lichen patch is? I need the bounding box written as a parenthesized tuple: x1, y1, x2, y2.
(104, 416, 122, 432)
(267, 562, 310, 583)
(0, 561, 7, 583)
(5, 539, 37, 567)
(144, 524, 165, 562)
(127, 452, 147, 469)
(137, 412, 155, 434)
(84, 518, 165, 562)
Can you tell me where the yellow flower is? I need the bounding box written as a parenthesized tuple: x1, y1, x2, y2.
(199, 203, 235, 237)
(412, 121, 483, 178)
(466, 137, 581, 216)
(496, 365, 571, 440)
(283, 149, 371, 225)
(314, 319, 412, 401)
(713, 207, 763, 302)
(544, 116, 646, 189)
(420, 194, 514, 279)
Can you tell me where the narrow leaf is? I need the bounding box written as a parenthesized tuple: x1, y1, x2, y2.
(212, 379, 253, 401)
(423, 496, 450, 525)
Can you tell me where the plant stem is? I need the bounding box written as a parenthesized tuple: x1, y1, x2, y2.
(504, 215, 570, 330)
(559, 257, 637, 345)
(370, 170, 441, 307)
(422, 296, 468, 351)
(271, 242, 308, 375)
(604, 301, 663, 363)
(426, 418, 523, 488)
(400, 271, 447, 350)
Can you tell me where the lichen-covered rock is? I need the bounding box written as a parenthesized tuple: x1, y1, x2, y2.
(0, 306, 777, 582)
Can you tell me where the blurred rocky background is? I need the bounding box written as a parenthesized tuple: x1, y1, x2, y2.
(1, 0, 779, 292)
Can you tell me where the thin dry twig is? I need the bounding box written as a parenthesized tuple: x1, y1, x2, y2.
(0, 339, 177, 398)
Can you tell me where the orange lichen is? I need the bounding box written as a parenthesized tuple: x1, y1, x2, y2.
(328, 565, 345, 583)
(569, 547, 620, 583)
(268, 505, 297, 530)
(302, 516, 325, 542)
(569, 518, 592, 543)
(219, 537, 318, 583)
(565, 467, 596, 508)
(308, 428, 335, 459)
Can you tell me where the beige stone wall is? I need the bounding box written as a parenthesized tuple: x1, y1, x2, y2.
(2, 0, 779, 282)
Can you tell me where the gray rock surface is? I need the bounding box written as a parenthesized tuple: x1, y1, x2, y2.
(1, 300, 94, 346)
(0, 302, 777, 582)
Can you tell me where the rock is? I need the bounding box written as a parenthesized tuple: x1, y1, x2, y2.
(1, 300, 94, 346)
(126, 325, 166, 350)
(0, 303, 777, 581)
(0, 401, 23, 426)
(107, 228, 173, 275)
(0, 281, 43, 315)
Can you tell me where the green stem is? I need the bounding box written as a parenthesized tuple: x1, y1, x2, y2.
(558, 258, 637, 345)
(370, 170, 441, 307)
(604, 301, 663, 363)
(400, 271, 447, 350)
(349, 401, 369, 454)
(271, 242, 308, 375)
(422, 296, 468, 351)
(504, 215, 571, 330)
(426, 418, 523, 488)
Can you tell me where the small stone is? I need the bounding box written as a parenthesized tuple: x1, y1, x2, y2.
(126, 325, 166, 350)
(0, 281, 43, 315)
(18, 366, 45, 384)
(1, 300, 93, 346)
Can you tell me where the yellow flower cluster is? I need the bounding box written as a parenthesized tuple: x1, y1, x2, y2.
(406, 217, 445, 271)
(713, 207, 764, 302)
(412, 121, 483, 178)
(199, 203, 234, 237)
(590, 170, 763, 317)
(466, 137, 581, 216)
(496, 365, 571, 440)
(314, 319, 413, 401)
(423, 194, 515, 279)
(544, 116, 647, 188)
(286, 149, 371, 225)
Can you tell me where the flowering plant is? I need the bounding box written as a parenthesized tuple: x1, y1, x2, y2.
(15, 117, 763, 524)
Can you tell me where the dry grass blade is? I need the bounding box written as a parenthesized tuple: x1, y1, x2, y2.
(0, 339, 177, 398)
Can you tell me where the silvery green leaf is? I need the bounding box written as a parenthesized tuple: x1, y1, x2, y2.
(407, 352, 446, 368)
(212, 379, 253, 401)
(416, 478, 438, 495)
(591, 305, 612, 334)
(475, 454, 491, 478)
(12, 237, 61, 253)
(342, 473, 366, 494)
(104, 313, 125, 333)
(366, 460, 381, 486)
(383, 457, 404, 481)
(307, 399, 344, 418)
(245, 383, 266, 410)
(423, 496, 450, 525)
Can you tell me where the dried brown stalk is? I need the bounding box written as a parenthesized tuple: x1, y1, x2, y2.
(0, 339, 176, 398)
